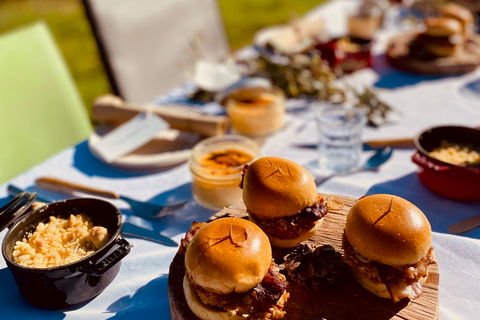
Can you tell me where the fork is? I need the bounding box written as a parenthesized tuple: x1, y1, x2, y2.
(35, 176, 188, 220)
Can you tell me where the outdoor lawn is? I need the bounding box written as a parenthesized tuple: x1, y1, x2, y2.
(0, 0, 324, 117)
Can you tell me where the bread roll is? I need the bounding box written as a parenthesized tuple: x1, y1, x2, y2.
(345, 194, 432, 266)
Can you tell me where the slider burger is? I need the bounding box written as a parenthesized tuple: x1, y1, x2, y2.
(342, 194, 435, 303)
(416, 17, 464, 58)
(440, 2, 474, 36)
(183, 217, 289, 320)
(241, 156, 327, 248)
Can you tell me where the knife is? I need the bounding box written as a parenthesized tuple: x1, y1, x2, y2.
(122, 222, 178, 247)
(292, 138, 414, 150)
(7, 184, 178, 247)
(447, 214, 480, 235)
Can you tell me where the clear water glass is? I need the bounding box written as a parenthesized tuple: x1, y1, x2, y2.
(316, 105, 367, 172)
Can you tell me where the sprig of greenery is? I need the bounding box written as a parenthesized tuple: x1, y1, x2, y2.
(351, 86, 394, 127)
(246, 49, 344, 100)
(244, 49, 394, 126)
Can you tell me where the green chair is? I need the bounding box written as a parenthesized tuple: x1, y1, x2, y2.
(0, 21, 92, 184)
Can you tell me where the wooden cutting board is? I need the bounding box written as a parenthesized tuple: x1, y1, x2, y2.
(168, 194, 439, 320)
(386, 32, 480, 75)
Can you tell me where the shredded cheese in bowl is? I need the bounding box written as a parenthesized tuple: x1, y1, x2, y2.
(429, 140, 480, 166)
(12, 214, 109, 268)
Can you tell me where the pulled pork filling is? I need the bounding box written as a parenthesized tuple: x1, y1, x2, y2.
(249, 200, 328, 240)
(187, 262, 289, 320)
(179, 221, 206, 254)
(416, 34, 463, 47)
(409, 34, 462, 60)
(342, 233, 435, 303)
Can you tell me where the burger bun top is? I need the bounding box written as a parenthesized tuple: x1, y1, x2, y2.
(345, 194, 432, 266)
(242, 156, 318, 218)
(424, 17, 463, 37)
(185, 217, 272, 294)
(441, 3, 474, 26)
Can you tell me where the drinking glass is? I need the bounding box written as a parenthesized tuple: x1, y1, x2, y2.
(315, 104, 367, 172)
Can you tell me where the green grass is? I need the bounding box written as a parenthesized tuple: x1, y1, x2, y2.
(0, 0, 110, 118)
(218, 0, 326, 50)
(0, 0, 325, 118)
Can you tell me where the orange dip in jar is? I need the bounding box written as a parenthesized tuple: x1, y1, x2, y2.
(189, 135, 259, 210)
(225, 86, 285, 137)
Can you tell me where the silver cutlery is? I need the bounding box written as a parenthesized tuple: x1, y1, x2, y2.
(448, 214, 480, 235)
(121, 222, 177, 246)
(291, 138, 414, 151)
(7, 184, 178, 247)
(8, 185, 50, 203)
(34, 176, 188, 220)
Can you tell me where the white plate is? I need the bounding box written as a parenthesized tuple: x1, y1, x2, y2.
(253, 17, 325, 54)
(88, 124, 200, 171)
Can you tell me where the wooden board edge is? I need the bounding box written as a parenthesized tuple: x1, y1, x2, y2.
(386, 32, 480, 75)
(168, 194, 439, 320)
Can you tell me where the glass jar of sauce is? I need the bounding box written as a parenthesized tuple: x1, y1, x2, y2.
(225, 86, 286, 137)
(189, 135, 259, 210)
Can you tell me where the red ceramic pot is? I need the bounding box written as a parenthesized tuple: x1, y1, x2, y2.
(412, 125, 480, 201)
(315, 37, 373, 72)
(336, 37, 373, 73)
(314, 39, 341, 67)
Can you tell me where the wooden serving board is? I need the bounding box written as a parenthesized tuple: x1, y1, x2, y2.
(168, 194, 439, 320)
(386, 32, 480, 75)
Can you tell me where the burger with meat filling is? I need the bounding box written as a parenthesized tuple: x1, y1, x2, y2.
(183, 217, 289, 320)
(241, 156, 327, 248)
(342, 194, 435, 303)
(412, 17, 465, 58)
